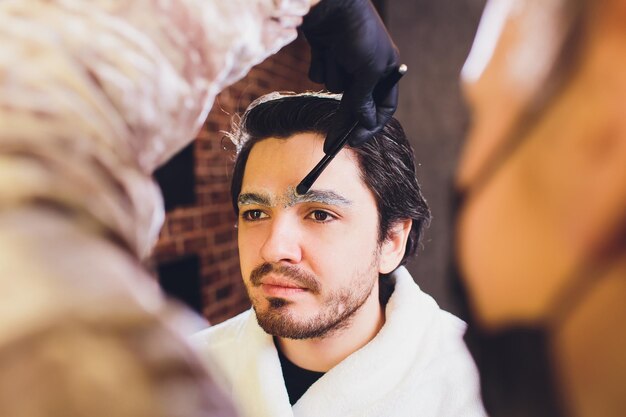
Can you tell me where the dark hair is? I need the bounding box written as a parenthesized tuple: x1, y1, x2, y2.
(229, 92, 431, 266)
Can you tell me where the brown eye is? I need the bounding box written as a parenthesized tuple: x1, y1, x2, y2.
(308, 210, 335, 222)
(242, 210, 266, 221)
(314, 211, 329, 221)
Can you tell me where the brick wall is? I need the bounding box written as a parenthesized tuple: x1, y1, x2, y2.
(154, 35, 318, 324)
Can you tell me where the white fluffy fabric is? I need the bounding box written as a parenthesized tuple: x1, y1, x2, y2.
(192, 266, 488, 417)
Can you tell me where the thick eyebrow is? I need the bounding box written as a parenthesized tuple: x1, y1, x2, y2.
(237, 192, 274, 207)
(289, 189, 353, 207)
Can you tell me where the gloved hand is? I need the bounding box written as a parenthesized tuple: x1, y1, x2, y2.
(301, 0, 400, 152)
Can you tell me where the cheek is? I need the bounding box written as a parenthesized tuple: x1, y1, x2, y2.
(304, 223, 380, 275)
(237, 227, 263, 274)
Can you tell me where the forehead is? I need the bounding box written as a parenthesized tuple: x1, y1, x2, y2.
(241, 132, 374, 206)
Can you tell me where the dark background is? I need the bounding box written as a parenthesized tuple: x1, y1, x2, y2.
(387, 0, 485, 314)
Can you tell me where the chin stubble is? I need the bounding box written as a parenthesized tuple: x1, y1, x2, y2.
(250, 254, 380, 340)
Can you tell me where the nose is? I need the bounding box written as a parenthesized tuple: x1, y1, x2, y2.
(259, 214, 303, 264)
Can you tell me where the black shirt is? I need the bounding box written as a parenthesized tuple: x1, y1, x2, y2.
(273, 276, 396, 405)
(275, 339, 325, 405)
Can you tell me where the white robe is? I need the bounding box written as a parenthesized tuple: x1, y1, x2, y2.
(192, 267, 488, 417)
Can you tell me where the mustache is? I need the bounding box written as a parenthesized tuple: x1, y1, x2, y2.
(249, 263, 321, 294)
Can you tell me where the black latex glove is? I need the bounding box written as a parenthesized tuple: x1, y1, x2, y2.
(301, 0, 400, 152)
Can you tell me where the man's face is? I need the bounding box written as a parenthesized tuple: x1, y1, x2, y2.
(237, 132, 387, 339)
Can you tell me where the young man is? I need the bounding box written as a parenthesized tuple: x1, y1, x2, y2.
(193, 92, 486, 417)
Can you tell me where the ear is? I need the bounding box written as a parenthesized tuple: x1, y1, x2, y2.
(378, 219, 412, 274)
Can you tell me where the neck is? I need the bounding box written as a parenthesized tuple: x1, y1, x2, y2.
(276, 281, 385, 372)
(553, 260, 626, 417)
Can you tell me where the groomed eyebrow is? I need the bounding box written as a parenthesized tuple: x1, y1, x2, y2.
(290, 189, 352, 207)
(237, 192, 274, 207)
(237, 188, 353, 209)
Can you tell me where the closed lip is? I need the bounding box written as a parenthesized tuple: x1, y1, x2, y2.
(260, 275, 307, 290)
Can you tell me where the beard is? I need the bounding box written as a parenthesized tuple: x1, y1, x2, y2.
(246, 258, 379, 340)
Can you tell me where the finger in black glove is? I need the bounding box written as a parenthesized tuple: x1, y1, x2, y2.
(301, 0, 400, 152)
